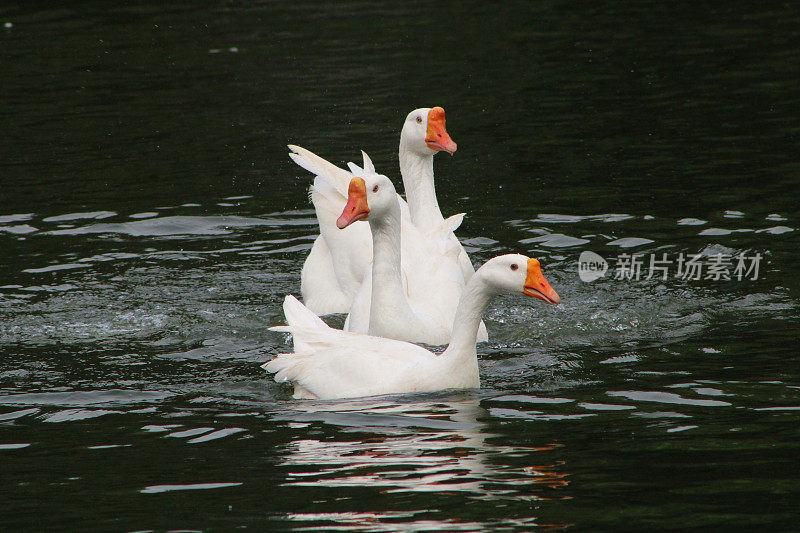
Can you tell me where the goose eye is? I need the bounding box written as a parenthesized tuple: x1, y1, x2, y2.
(373, 185, 379, 193)
(510, 263, 518, 271)
(415, 116, 422, 124)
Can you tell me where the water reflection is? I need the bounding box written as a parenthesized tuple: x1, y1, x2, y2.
(272, 397, 571, 529)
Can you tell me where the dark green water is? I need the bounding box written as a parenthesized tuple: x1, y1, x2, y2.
(2, 2, 799, 531)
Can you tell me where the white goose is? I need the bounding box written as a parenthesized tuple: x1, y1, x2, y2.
(336, 160, 484, 345)
(293, 107, 472, 316)
(398, 107, 474, 283)
(263, 254, 560, 400)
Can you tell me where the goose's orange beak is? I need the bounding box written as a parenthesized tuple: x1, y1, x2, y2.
(336, 177, 370, 229)
(425, 106, 457, 154)
(524, 258, 560, 305)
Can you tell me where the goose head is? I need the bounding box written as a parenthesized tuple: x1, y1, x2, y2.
(479, 254, 561, 305)
(400, 107, 458, 156)
(336, 154, 399, 230)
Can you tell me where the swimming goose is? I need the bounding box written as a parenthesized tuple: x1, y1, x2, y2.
(399, 107, 474, 283)
(336, 160, 485, 344)
(264, 254, 560, 400)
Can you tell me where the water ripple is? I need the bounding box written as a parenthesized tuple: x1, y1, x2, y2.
(140, 482, 243, 494)
(607, 390, 731, 407)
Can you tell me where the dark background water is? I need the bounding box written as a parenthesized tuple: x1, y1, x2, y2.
(2, 2, 799, 531)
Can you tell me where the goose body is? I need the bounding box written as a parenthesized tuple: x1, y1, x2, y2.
(295, 107, 473, 316)
(335, 160, 486, 345)
(398, 107, 474, 283)
(264, 254, 560, 400)
(291, 144, 413, 315)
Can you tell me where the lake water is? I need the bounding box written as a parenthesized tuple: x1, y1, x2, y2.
(2, 2, 799, 530)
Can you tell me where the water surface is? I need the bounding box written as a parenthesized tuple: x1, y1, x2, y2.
(2, 2, 799, 530)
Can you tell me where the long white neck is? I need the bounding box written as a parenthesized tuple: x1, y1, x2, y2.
(399, 143, 445, 231)
(441, 274, 493, 364)
(368, 201, 418, 333)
